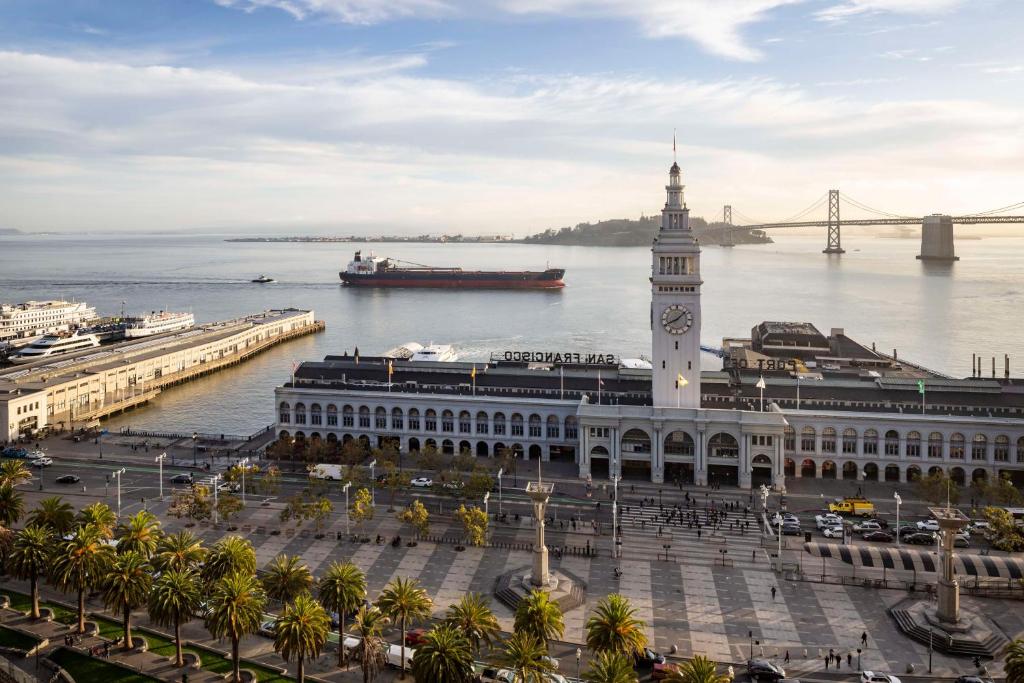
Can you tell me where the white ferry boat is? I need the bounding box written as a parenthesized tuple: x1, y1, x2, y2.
(9, 330, 101, 364)
(409, 344, 458, 362)
(0, 300, 97, 343)
(124, 311, 195, 338)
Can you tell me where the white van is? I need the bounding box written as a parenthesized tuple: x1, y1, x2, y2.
(310, 463, 344, 480)
(386, 643, 414, 670)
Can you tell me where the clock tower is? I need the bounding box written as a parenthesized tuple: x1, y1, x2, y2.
(651, 157, 702, 408)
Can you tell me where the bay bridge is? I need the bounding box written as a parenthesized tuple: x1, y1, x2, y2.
(722, 190, 1024, 260)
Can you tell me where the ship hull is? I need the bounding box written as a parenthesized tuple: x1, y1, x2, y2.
(339, 269, 565, 289)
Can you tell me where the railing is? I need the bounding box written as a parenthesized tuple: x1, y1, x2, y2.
(118, 426, 272, 442)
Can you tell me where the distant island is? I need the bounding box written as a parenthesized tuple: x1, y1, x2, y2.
(0, 228, 23, 235)
(226, 234, 514, 243)
(521, 215, 772, 247)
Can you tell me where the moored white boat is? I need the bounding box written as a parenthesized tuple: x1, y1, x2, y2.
(124, 311, 195, 338)
(9, 330, 101, 364)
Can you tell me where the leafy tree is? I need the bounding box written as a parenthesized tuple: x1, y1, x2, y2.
(310, 497, 334, 536)
(1006, 639, 1024, 683)
(456, 504, 488, 547)
(380, 460, 410, 511)
(318, 561, 367, 668)
(411, 624, 474, 683)
(0, 460, 32, 487)
(416, 445, 443, 472)
(464, 468, 495, 501)
(148, 569, 202, 666)
(77, 502, 117, 539)
(496, 631, 555, 683)
(453, 449, 477, 472)
(513, 590, 564, 651)
(217, 494, 245, 525)
(397, 500, 430, 538)
(102, 550, 152, 649)
(0, 483, 24, 526)
(274, 593, 330, 683)
(27, 496, 74, 536)
(258, 465, 282, 496)
(116, 510, 163, 558)
(585, 594, 647, 657)
(154, 530, 207, 573)
(664, 655, 731, 683)
(444, 592, 500, 658)
(351, 605, 389, 683)
(201, 535, 256, 587)
(206, 571, 267, 682)
(263, 553, 313, 604)
(350, 487, 374, 532)
(583, 651, 639, 683)
(982, 507, 1024, 551)
(973, 475, 1023, 507)
(50, 524, 115, 632)
(8, 525, 51, 618)
(0, 525, 12, 567)
(377, 577, 433, 680)
(280, 493, 308, 525)
(916, 470, 960, 506)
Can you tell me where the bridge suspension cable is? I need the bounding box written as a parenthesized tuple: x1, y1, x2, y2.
(962, 200, 1024, 217)
(838, 193, 913, 220)
(777, 192, 828, 224)
(731, 209, 769, 226)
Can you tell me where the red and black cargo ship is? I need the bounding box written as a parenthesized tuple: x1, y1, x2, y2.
(339, 251, 565, 289)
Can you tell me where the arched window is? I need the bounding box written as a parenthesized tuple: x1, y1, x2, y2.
(621, 429, 652, 454)
(476, 411, 489, 435)
(408, 408, 421, 431)
(391, 407, 404, 430)
(310, 403, 322, 426)
(842, 428, 857, 454)
(425, 409, 437, 431)
(564, 416, 578, 440)
(342, 405, 354, 427)
(994, 435, 1009, 462)
(375, 407, 387, 429)
(950, 433, 965, 459)
(294, 402, 307, 425)
(528, 414, 542, 438)
(800, 427, 815, 452)
(1017, 436, 1024, 463)
(821, 427, 836, 453)
(279, 401, 290, 424)
(546, 415, 560, 439)
(493, 412, 506, 436)
(459, 411, 472, 434)
(928, 432, 943, 458)
(441, 410, 454, 432)
(708, 432, 739, 458)
(358, 406, 370, 428)
(971, 434, 988, 461)
(664, 431, 694, 456)
(884, 430, 899, 456)
(906, 431, 921, 457)
(784, 427, 795, 452)
(326, 404, 338, 426)
(863, 429, 878, 455)
(511, 413, 524, 437)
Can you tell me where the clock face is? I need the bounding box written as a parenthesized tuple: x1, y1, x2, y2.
(661, 304, 693, 335)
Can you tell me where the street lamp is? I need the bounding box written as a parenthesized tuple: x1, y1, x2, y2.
(112, 468, 126, 519)
(894, 491, 902, 547)
(575, 648, 581, 683)
(777, 515, 783, 572)
(342, 481, 352, 536)
(210, 474, 222, 524)
(155, 453, 166, 500)
(367, 459, 377, 507)
(748, 630, 753, 660)
(483, 491, 490, 518)
(238, 457, 250, 504)
(192, 432, 198, 467)
(759, 483, 770, 512)
(496, 467, 504, 516)
(857, 648, 862, 672)
(612, 474, 621, 558)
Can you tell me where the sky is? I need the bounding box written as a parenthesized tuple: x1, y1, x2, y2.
(0, 0, 1022, 235)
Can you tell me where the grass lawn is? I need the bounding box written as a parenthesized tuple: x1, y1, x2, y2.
(144, 631, 291, 681)
(49, 647, 162, 683)
(3, 589, 76, 624)
(0, 625, 41, 652)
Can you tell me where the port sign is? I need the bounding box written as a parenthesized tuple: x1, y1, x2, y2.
(493, 350, 618, 366)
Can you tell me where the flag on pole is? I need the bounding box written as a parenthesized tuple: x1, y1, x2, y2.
(676, 373, 688, 388)
(755, 376, 766, 390)
(917, 380, 925, 395)
(597, 370, 604, 404)
(471, 365, 477, 396)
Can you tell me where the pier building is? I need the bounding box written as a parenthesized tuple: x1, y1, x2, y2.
(273, 161, 1024, 490)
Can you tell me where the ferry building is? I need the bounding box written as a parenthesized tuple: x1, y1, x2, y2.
(274, 160, 1024, 490)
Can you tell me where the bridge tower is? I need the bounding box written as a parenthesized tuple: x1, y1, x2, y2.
(721, 205, 735, 247)
(822, 189, 844, 254)
(916, 214, 959, 262)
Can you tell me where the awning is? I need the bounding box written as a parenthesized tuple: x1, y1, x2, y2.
(803, 542, 1024, 580)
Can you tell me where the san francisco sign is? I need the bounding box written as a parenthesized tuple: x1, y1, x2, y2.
(491, 350, 619, 366)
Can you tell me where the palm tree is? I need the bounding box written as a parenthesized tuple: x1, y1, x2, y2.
(1006, 639, 1024, 683)
(583, 651, 639, 683)
(274, 592, 330, 682)
(376, 577, 433, 680)
(148, 569, 202, 667)
(411, 624, 474, 683)
(0, 524, 13, 566)
(77, 502, 117, 539)
(26, 496, 74, 536)
(206, 571, 267, 682)
(496, 631, 555, 683)
(153, 530, 207, 573)
(351, 605, 389, 683)
(50, 524, 115, 632)
(0, 460, 32, 487)
(0, 483, 24, 526)
(665, 655, 731, 683)
(101, 550, 152, 649)
(444, 592, 500, 658)
(585, 593, 647, 658)
(317, 561, 367, 668)
(262, 553, 313, 604)
(513, 590, 564, 650)
(8, 525, 51, 618)
(115, 510, 162, 558)
(201, 535, 256, 587)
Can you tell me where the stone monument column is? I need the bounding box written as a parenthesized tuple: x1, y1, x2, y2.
(526, 479, 553, 587)
(930, 506, 968, 625)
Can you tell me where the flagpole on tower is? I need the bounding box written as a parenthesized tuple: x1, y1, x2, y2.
(919, 380, 926, 414)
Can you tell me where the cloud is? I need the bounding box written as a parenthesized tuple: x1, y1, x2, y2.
(212, 0, 453, 24)
(817, 0, 967, 22)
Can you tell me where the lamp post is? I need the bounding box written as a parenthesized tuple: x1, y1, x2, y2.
(759, 483, 769, 512)
(112, 468, 126, 519)
(777, 516, 783, 572)
(155, 453, 166, 500)
(192, 432, 198, 466)
(342, 481, 352, 536)
(576, 648, 581, 683)
(612, 474, 621, 558)
(238, 457, 250, 504)
(496, 467, 504, 516)
(795, 374, 802, 410)
(211, 473, 223, 523)
(748, 630, 753, 660)
(483, 491, 490, 518)
(894, 491, 902, 547)
(857, 648, 862, 672)
(367, 459, 377, 507)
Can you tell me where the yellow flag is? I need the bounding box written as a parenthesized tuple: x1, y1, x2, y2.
(471, 365, 477, 379)
(677, 373, 688, 388)
(387, 360, 393, 377)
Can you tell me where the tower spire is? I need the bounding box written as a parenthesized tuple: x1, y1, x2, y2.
(673, 129, 676, 163)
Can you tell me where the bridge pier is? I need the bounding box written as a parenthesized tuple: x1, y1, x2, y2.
(916, 214, 959, 262)
(822, 189, 844, 254)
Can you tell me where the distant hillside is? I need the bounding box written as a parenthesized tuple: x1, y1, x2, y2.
(0, 228, 23, 235)
(520, 215, 771, 247)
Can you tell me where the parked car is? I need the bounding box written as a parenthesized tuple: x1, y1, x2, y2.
(1, 447, 29, 458)
(815, 513, 843, 529)
(410, 477, 433, 488)
(823, 525, 844, 539)
(56, 474, 80, 484)
(863, 531, 894, 543)
(405, 628, 428, 647)
(968, 520, 990, 532)
(747, 659, 786, 682)
(896, 525, 917, 538)
(771, 513, 799, 526)
(781, 523, 803, 536)
(905, 532, 936, 545)
(954, 535, 970, 548)
(917, 519, 940, 532)
(170, 473, 193, 484)
(635, 647, 666, 667)
(854, 520, 882, 534)
(217, 481, 240, 493)
(861, 672, 902, 683)
(259, 620, 277, 637)
(30, 456, 53, 467)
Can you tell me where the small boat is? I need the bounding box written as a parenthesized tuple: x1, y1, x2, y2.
(252, 275, 275, 283)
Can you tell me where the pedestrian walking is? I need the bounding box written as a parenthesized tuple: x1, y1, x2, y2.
(752, 550, 756, 562)
(697, 528, 702, 540)
(847, 652, 853, 668)
(824, 656, 829, 671)
(771, 586, 777, 600)
(785, 650, 790, 663)
(861, 631, 868, 647)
